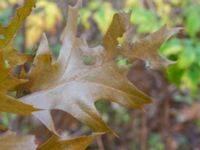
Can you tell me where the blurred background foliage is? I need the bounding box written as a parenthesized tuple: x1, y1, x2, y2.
(1, 0, 200, 149)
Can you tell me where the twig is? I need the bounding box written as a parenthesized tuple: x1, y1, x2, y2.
(140, 111, 148, 150)
(97, 136, 105, 150)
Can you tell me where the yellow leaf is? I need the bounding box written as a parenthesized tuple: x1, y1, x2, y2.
(37, 133, 101, 150)
(0, 51, 39, 115)
(2, 43, 33, 66)
(0, 0, 36, 48)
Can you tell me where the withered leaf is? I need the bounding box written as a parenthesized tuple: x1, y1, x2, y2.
(0, 51, 39, 115)
(0, 0, 36, 48)
(103, 12, 131, 60)
(122, 25, 181, 70)
(37, 133, 100, 150)
(0, 131, 37, 150)
(19, 0, 151, 136)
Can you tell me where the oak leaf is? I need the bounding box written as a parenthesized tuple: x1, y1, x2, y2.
(0, 0, 37, 116)
(121, 26, 181, 70)
(103, 12, 131, 60)
(37, 133, 100, 150)
(19, 0, 151, 136)
(0, 0, 181, 149)
(0, 51, 38, 115)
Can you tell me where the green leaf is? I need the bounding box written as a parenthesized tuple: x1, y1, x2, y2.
(184, 5, 200, 37)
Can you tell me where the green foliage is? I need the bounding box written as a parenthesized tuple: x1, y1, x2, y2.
(148, 133, 165, 150)
(161, 38, 200, 94)
(80, 1, 114, 33)
(184, 4, 200, 37)
(130, 7, 163, 33)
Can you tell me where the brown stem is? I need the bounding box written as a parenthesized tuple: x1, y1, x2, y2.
(97, 136, 105, 150)
(162, 97, 176, 150)
(141, 111, 148, 150)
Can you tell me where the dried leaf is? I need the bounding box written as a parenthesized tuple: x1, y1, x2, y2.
(37, 133, 99, 150)
(19, 0, 151, 136)
(0, 51, 39, 115)
(122, 26, 181, 70)
(103, 12, 131, 60)
(0, 131, 37, 150)
(0, 0, 36, 48)
(0, 0, 181, 149)
(19, 34, 60, 92)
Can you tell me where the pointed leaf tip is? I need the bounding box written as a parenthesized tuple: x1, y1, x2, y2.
(36, 34, 50, 56)
(122, 25, 181, 70)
